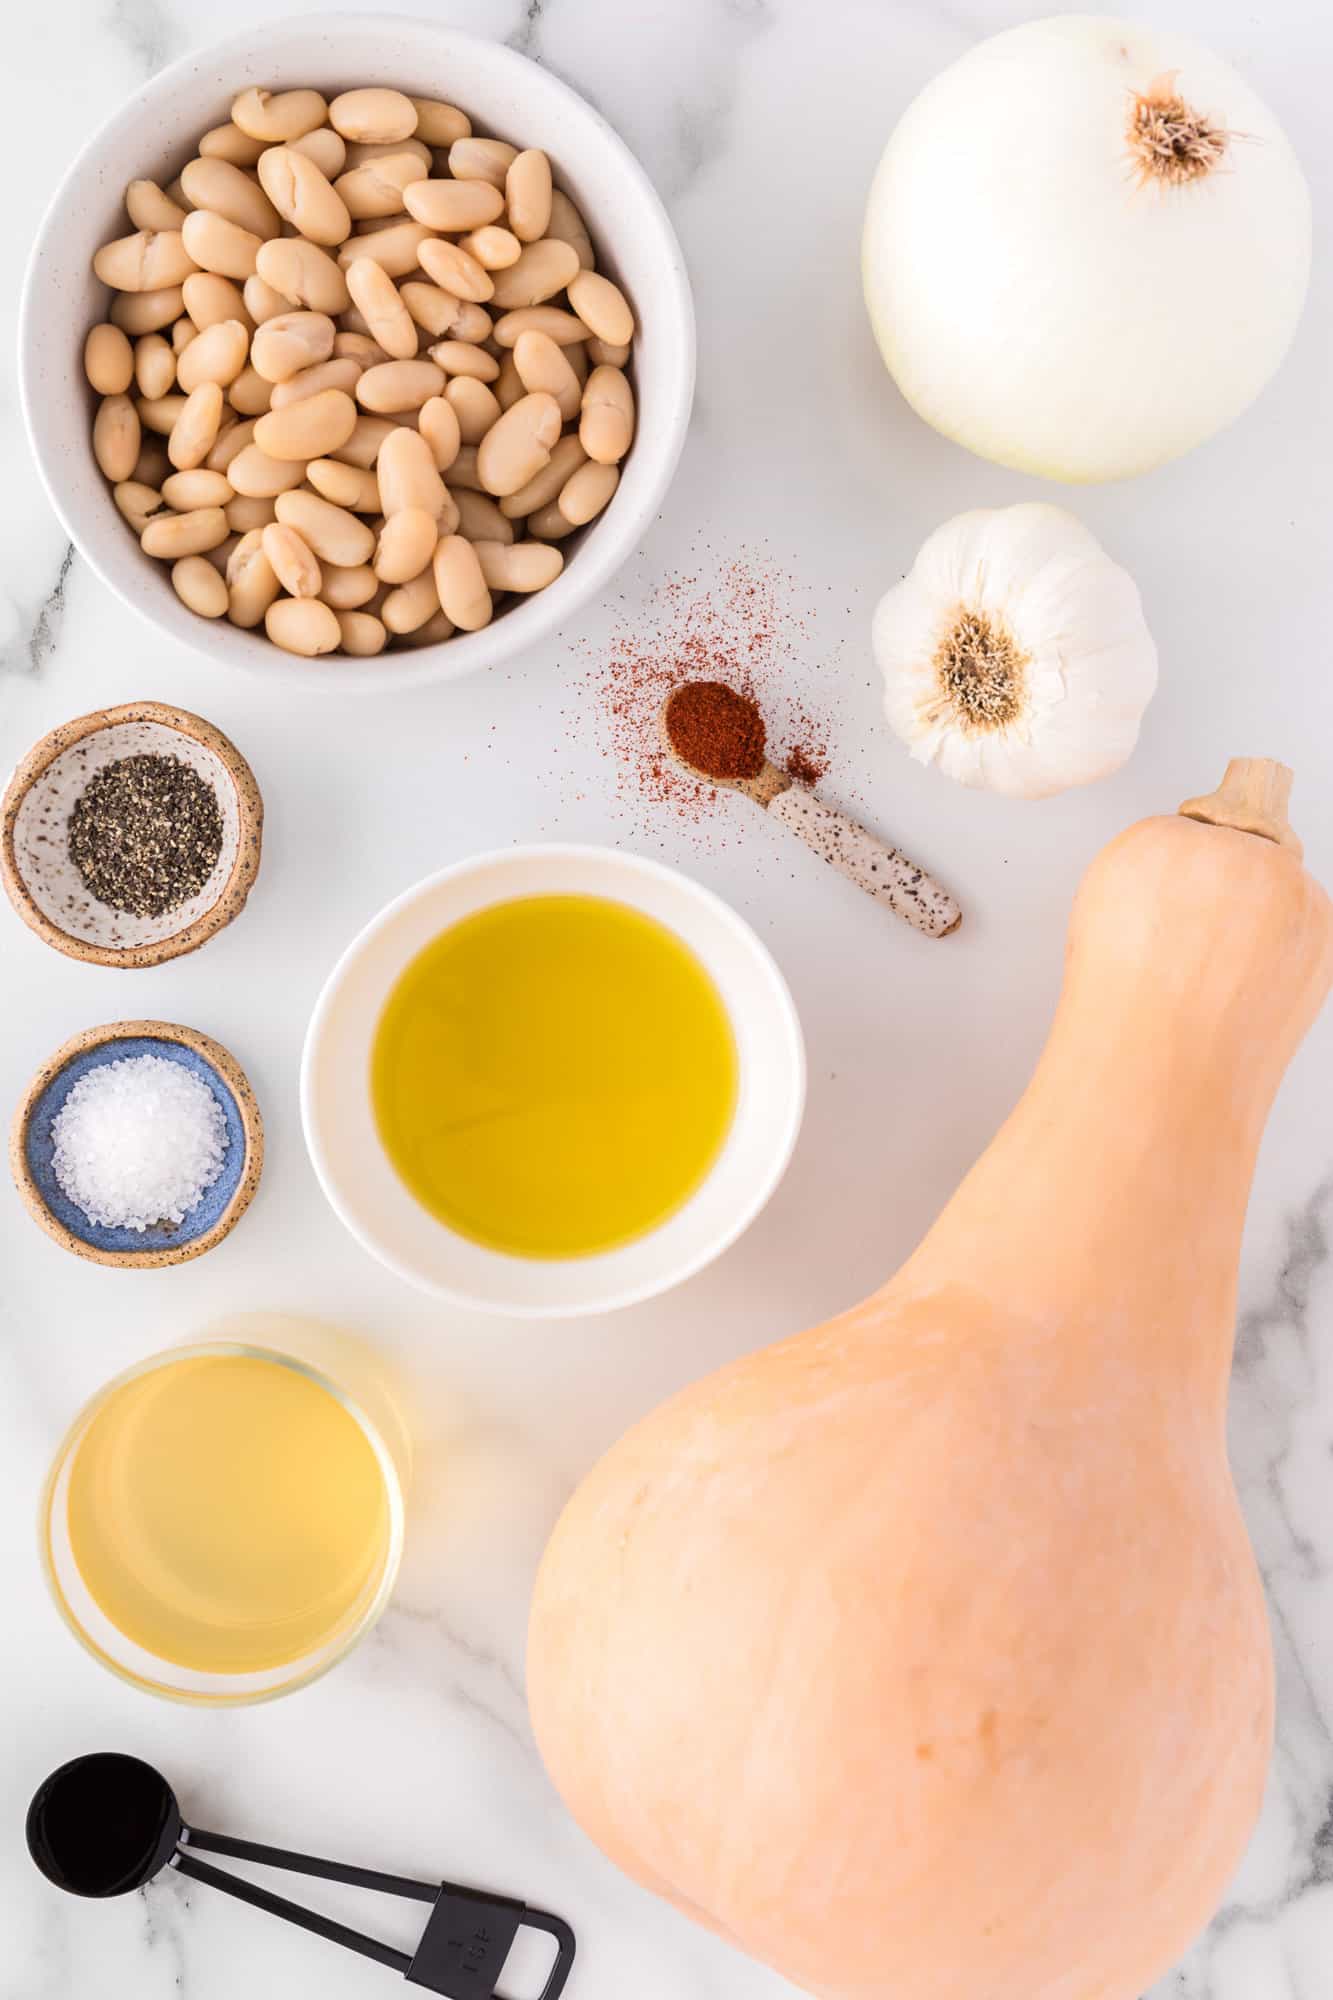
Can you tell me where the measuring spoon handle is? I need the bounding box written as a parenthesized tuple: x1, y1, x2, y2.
(768, 787, 961, 938)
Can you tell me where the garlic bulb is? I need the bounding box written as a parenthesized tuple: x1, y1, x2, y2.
(873, 504, 1157, 799)
(862, 17, 1311, 482)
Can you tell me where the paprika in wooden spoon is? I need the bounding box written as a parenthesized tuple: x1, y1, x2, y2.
(660, 682, 961, 938)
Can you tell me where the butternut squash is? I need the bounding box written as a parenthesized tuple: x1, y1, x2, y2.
(528, 762, 1333, 2000)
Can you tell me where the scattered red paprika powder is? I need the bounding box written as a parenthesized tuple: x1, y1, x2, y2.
(570, 546, 838, 835)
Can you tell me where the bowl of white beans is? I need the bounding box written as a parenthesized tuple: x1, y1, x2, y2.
(19, 15, 695, 691)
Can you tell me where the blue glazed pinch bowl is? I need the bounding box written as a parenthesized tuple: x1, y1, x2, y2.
(10, 1020, 263, 1268)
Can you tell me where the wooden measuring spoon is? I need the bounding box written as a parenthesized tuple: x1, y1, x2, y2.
(658, 690, 961, 939)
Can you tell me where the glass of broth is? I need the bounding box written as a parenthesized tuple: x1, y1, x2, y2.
(40, 1336, 406, 1704)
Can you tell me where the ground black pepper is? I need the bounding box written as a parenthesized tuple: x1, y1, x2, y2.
(67, 755, 223, 919)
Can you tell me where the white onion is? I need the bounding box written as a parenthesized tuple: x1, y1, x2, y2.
(862, 16, 1311, 483)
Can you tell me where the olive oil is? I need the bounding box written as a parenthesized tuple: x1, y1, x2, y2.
(65, 1352, 393, 1675)
(372, 894, 738, 1258)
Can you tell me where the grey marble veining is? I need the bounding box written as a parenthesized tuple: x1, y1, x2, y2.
(1, 3, 1331, 1998)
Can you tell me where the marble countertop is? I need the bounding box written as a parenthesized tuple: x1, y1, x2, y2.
(3, 2, 1332, 1996)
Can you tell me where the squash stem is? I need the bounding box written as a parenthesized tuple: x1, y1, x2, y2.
(1179, 758, 1302, 858)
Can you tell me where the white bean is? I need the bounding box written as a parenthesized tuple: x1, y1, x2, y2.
(491, 306, 591, 348)
(545, 190, 595, 269)
(274, 489, 376, 566)
(488, 239, 580, 311)
(476, 391, 561, 497)
(381, 565, 443, 634)
(232, 88, 329, 143)
(445, 376, 501, 445)
(161, 468, 233, 510)
(199, 123, 267, 167)
(93, 394, 141, 480)
(181, 209, 263, 281)
(206, 418, 256, 471)
(257, 147, 351, 246)
(256, 237, 350, 314)
(270, 357, 363, 407)
(334, 609, 388, 655)
(332, 414, 397, 468)
(254, 387, 358, 460)
(403, 178, 504, 231)
(337, 219, 431, 277)
(141, 506, 228, 558)
(228, 365, 274, 416)
(329, 88, 417, 143)
(127, 179, 188, 232)
(505, 150, 552, 244)
(452, 489, 512, 544)
(291, 128, 347, 177)
(307, 457, 381, 511)
(136, 392, 188, 435)
(356, 360, 444, 413)
(567, 270, 635, 347)
(265, 596, 341, 655)
(180, 156, 281, 240)
(417, 238, 493, 304)
(432, 535, 492, 629)
(167, 381, 224, 469)
(262, 521, 323, 597)
(408, 98, 470, 146)
(176, 318, 249, 392)
(225, 493, 276, 533)
(512, 329, 581, 421)
(377, 425, 447, 516)
(579, 365, 635, 465)
(343, 136, 431, 171)
(112, 480, 163, 533)
(344, 258, 417, 359)
(336, 151, 424, 220)
(110, 286, 184, 334)
(499, 433, 587, 519)
(172, 553, 229, 617)
(400, 282, 467, 340)
(85, 323, 135, 394)
(374, 508, 437, 583)
(472, 539, 564, 592)
(182, 272, 252, 331)
(226, 529, 281, 626)
(94, 230, 196, 291)
(447, 138, 517, 190)
(227, 443, 308, 497)
(244, 273, 295, 324)
(558, 458, 619, 525)
(429, 340, 500, 383)
(459, 226, 521, 271)
(525, 498, 577, 541)
(411, 397, 460, 479)
(320, 563, 379, 609)
(251, 310, 336, 382)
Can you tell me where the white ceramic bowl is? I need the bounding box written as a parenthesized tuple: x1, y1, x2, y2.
(301, 847, 805, 1316)
(19, 14, 695, 694)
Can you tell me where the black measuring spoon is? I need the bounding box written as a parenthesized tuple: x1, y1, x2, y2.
(27, 1752, 575, 2000)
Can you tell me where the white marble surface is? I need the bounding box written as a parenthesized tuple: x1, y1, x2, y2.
(2, 3, 1332, 1997)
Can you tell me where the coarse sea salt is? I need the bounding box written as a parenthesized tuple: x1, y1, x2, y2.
(51, 1054, 229, 1233)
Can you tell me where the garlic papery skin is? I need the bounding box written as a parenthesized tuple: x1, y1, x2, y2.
(873, 504, 1158, 799)
(862, 16, 1311, 483)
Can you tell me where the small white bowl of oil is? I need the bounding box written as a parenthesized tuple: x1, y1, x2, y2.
(301, 846, 805, 1317)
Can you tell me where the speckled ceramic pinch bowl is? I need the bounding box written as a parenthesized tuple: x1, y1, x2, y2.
(11, 1021, 264, 1268)
(1, 701, 262, 968)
